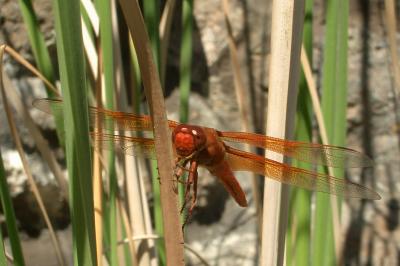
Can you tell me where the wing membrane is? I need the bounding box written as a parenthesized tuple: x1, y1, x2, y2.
(33, 98, 179, 132)
(225, 146, 380, 200)
(90, 132, 156, 159)
(219, 131, 373, 168)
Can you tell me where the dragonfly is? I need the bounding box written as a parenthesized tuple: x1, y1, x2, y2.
(33, 98, 381, 222)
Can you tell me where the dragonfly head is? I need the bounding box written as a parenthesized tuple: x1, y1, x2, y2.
(172, 125, 207, 158)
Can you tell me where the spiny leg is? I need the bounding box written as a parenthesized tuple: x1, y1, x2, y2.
(187, 167, 198, 218)
(181, 160, 198, 230)
(180, 162, 195, 214)
(173, 158, 189, 193)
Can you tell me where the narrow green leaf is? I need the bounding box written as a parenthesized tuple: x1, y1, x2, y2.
(313, 0, 348, 265)
(53, 0, 96, 265)
(179, 0, 193, 123)
(151, 161, 166, 264)
(0, 225, 8, 266)
(18, 0, 56, 94)
(0, 150, 25, 265)
(286, 1, 313, 265)
(18, 0, 65, 147)
(96, 0, 118, 264)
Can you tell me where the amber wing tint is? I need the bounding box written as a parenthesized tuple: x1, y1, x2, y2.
(33, 98, 179, 132)
(33, 98, 380, 199)
(225, 146, 380, 200)
(219, 131, 373, 168)
(90, 132, 157, 159)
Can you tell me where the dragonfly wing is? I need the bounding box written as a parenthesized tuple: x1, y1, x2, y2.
(90, 132, 157, 159)
(33, 98, 179, 132)
(224, 146, 380, 200)
(219, 131, 373, 168)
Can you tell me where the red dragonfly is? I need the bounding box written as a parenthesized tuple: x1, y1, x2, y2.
(33, 99, 381, 217)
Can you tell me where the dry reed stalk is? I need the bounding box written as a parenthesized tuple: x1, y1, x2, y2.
(260, 1, 304, 265)
(118, 1, 184, 265)
(384, 0, 400, 94)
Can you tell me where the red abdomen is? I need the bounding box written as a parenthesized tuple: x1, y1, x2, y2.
(208, 160, 248, 207)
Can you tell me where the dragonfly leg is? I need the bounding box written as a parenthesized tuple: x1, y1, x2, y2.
(181, 160, 198, 230)
(188, 168, 198, 217)
(175, 166, 189, 184)
(173, 158, 189, 193)
(179, 170, 193, 214)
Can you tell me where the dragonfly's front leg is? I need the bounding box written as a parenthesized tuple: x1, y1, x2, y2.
(181, 160, 198, 229)
(173, 157, 190, 194)
(188, 165, 198, 215)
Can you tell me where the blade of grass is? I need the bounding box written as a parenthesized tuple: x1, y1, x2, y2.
(17, 0, 57, 95)
(301, 44, 341, 262)
(261, 1, 304, 265)
(128, 36, 142, 113)
(0, 148, 24, 265)
(96, 0, 119, 264)
(312, 0, 348, 265)
(0, 223, 8, 266)
(17, 0, 66, 150)
(53, 0, 97, 264)
(81, 18, 99, 80)
(179, 0, 193, 124)
(118, 0, 184, 264)
(151, 160, 166, 264)
(92, 19, 103, 265)
(286, 1, 313, 265)
(81, 0, 100, 35)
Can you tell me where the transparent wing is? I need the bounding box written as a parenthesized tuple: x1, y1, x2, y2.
(219, 131, 373, 168)
(90, 132, 156, 159)
(225, 146, 380, 200)
(33, 98, 179, 132)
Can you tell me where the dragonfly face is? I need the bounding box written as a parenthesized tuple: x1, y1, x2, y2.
(172, 124, 207, 158)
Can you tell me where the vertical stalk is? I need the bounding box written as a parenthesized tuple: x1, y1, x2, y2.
(313, 0, 349, 265)
(97, 0, 118, 264)
(286, 0, 313, 265)
(53, 0, 97, 264)
(261, 1, 304, 265)
(179, 0, 193, 124)
(118, 1, 184, 265)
